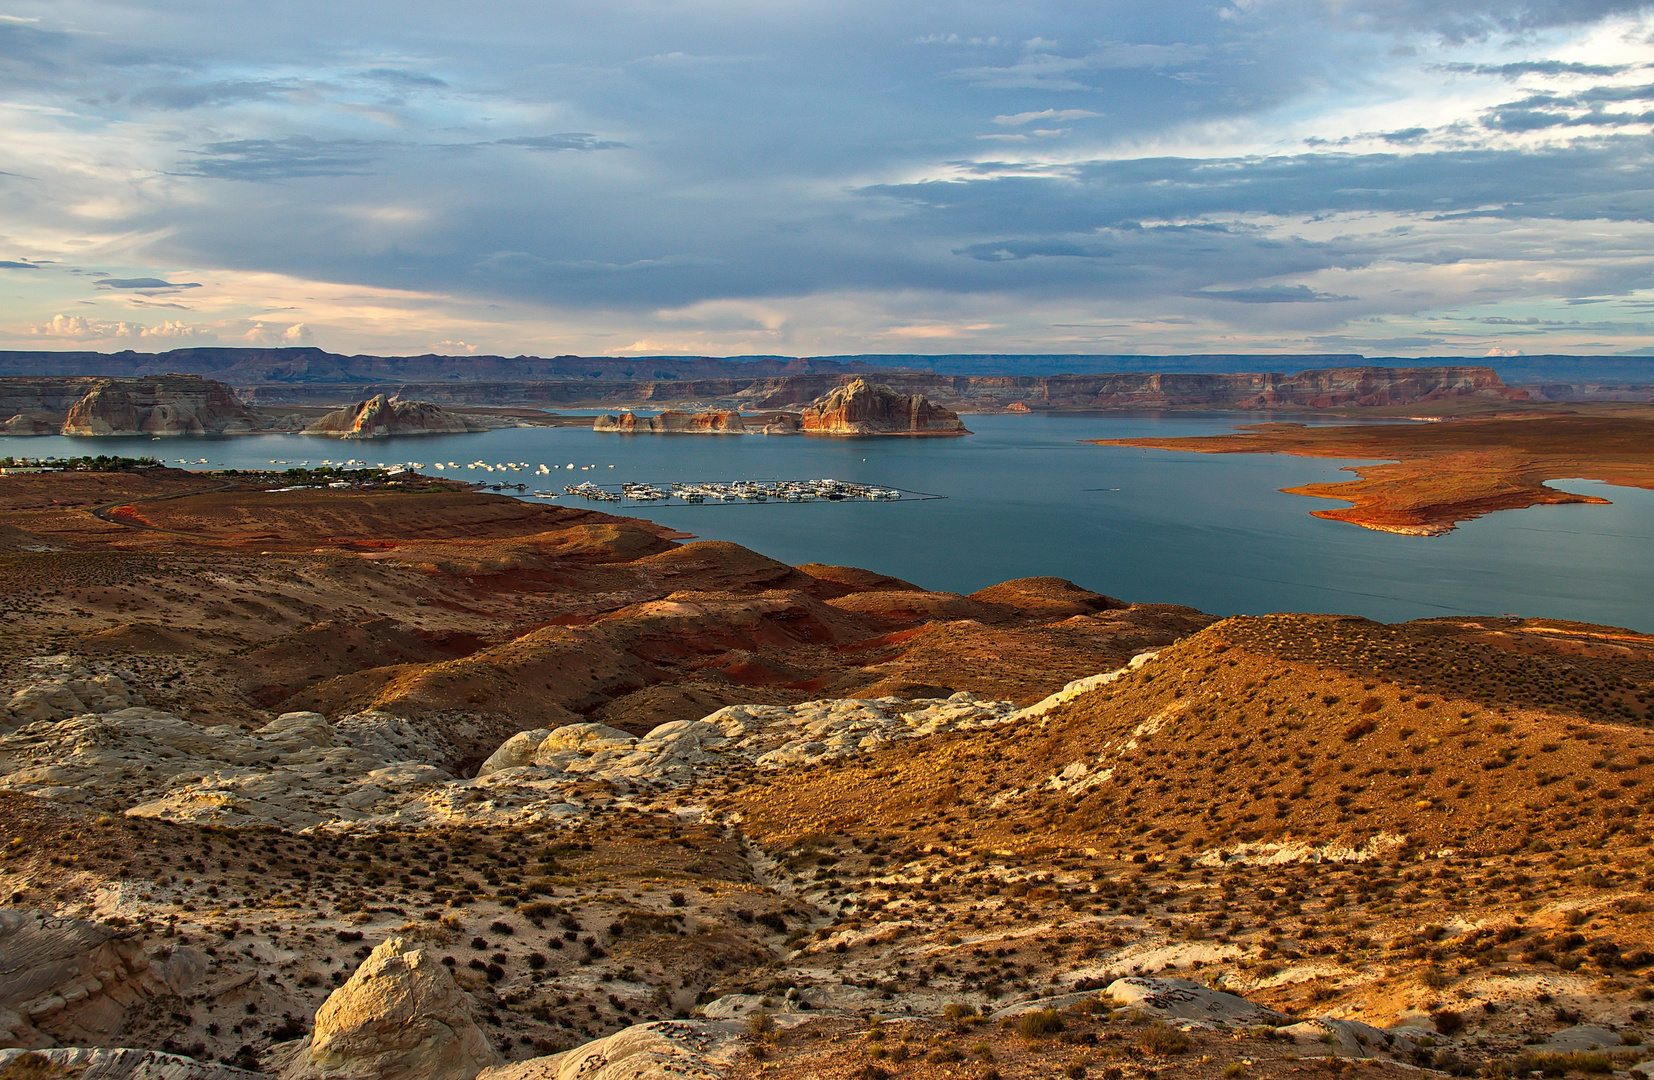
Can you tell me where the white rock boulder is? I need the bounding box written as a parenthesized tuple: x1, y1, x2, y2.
(478, 1020, 741, 1080)
(283, 936, 500, 1080)
(1105, 977, 1290, 1027)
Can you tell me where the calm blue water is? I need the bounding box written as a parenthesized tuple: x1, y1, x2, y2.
(5, 413, 1651, 632)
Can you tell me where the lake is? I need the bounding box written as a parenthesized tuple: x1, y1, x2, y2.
(5, 413, 1651, 632)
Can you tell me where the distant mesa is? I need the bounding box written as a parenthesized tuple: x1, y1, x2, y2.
(800, 378, 969, 436)
(303, 394, 481, 439)
(60, 374, 262, 436)
(593, 409, 747, 434)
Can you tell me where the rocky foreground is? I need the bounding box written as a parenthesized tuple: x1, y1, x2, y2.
(2, 468, 1654, 1080)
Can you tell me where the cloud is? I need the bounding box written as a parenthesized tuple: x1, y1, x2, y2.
(1187, 284, 1356, 302)
(95, 277, 202, 291)
(178, 138, 382, 181)
(28, 315, 215, 341)
(954, 239, 1113, 261)
(128, 79, 300, 111)
(243, 321, 313, 345)
(1441, 60, 1636, 78)
(0, 260, 39, 269)
(992, 109, 1103, 126)
(953, 43, 1206, 89)
(493, 134, 627, 152)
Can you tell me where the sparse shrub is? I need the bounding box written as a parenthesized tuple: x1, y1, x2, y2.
(1138, 1023, 1191, 1055)
(1224, 1065, 1249, 1079)
(1420, 965, 1449, 989)
(1016, 1009, 1065, 1038)
(926, 1047, 963, 1064)
(745, 1010, 776, 1038)
(943, 1002, 978, 1020)
(1432, 1010, 1464, 1036)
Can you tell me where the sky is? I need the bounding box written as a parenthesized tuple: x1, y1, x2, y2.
(2, 0, 1654, 359)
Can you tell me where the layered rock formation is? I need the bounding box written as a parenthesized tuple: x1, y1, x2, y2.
(283, 937, 499, 1080)
(60, 376, 261, 436)
(303, 395, 478, 439)
(0, 909, 214, 1052)
(799, 378, 968, 435)
(592, 410, 745, 434)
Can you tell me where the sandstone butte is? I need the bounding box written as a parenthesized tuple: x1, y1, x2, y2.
(798, 378, 968, 435)
(592, 410, 747, 434)
(303, 395, 481, 439)
(47, 375, 262, 436)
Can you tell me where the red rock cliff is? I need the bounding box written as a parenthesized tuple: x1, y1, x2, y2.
(593, 410, 747, 433)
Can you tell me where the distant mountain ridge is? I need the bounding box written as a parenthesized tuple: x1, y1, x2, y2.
(0, 347, 1649, 386)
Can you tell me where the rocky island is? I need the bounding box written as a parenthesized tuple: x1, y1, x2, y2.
(593, 409, 748, 434)
(0, 374, 265, 436)
(302, 395, 483, 439)
(800, 378, 968, 435)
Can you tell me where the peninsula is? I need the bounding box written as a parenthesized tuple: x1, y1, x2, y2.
(1094, 408, 1654, 535)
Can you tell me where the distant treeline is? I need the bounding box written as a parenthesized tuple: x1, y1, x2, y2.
(0, 454, 160, 471)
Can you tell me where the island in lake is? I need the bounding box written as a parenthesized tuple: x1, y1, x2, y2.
(1094, 406, 1654, 535)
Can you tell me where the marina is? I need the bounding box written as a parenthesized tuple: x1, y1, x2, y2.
(549, 477, 939, 506)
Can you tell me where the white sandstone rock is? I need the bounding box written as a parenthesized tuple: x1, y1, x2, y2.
(478, 1020, 741, 1080)
(283, 936, 500, 1080)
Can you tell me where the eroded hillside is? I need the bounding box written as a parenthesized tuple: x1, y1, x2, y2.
(4, 467, 1654, 1080)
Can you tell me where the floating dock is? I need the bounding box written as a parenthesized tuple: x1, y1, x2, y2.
(539, 477, 943, 506)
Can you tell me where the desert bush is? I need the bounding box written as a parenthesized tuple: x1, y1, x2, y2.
(1016, 1009, 1065, 1038)
(1138, 1023, 1191, 1055)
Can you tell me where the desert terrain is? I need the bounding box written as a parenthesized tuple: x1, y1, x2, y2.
(3, 464, 1654, 1080)
(1093, 407, 1654, 535)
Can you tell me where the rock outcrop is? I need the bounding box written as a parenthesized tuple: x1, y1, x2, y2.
(60, 376, 260, 436)
(0, 1047, 262, 1080)
(593, 410, 746, 434)
(0, 661, 1017, 830)
(303, 395, 478, 439)
(0, 909, 212, 1051)
(283, 937, 499, 1080)
(800, 379, 968, 435)
(478, 1020, 742, 1080)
